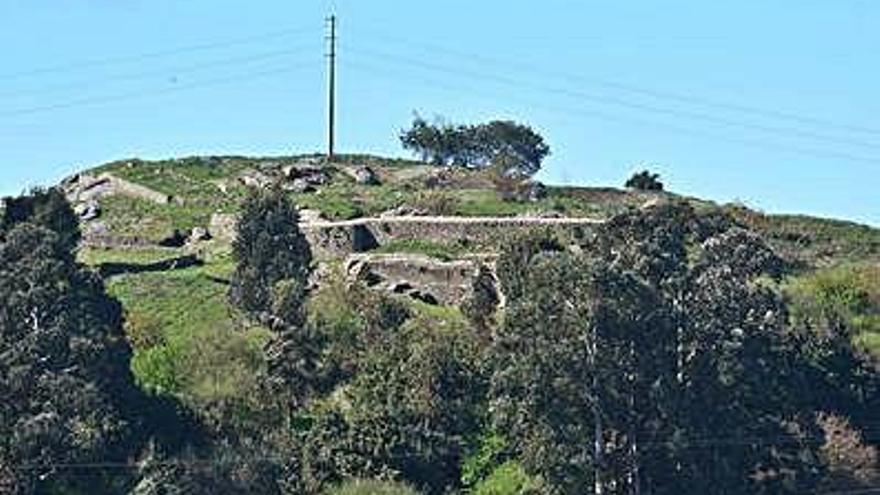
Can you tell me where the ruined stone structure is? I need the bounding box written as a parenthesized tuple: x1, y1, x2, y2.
(345, 253, 495, 306)
(302, 215, 601, 258)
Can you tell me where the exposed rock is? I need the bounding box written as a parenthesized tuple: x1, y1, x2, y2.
(238, 170, 273, 189)
(298, 208, 325, 223)
(353, 166, 379, 185)
(188, 227, 211, 243)
(380, 205, 428, 217)
(63, 172, 172, 205)
(284, 178, 315, 194)
(83, 221, 109, 237)
(343, 253, 483, 306)
(74, 200, 101, 221)
(209, 213, 238, 242)
(282, 164, 330, 184)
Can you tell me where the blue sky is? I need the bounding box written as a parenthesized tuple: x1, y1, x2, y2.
(1, 0, 878, 225)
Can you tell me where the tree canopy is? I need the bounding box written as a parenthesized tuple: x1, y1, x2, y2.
(400, 116, 550, 176)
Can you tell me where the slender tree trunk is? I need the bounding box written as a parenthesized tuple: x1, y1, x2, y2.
(594, 408, 603, 495)
(592, 324, 603, 495)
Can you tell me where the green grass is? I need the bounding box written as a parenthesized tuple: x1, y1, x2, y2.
(78, 246, 185, 266)
(733, 210, 880, 267)
(104, 259, 271, 404)
(98, 195, 215, 241)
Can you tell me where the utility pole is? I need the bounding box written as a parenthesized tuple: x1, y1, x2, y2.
(326, 14, 337, 161)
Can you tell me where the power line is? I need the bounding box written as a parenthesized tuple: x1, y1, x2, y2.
(350, 25, 880, 137)
(343, 44, 880, 152)
(0, 64, 312, 118)
(342, 59, 880, 165)
(0, 25, 317, 81)
(0, 47, 314, 100)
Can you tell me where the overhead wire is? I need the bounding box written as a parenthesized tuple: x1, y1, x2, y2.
(342, 57, 880, 165)
(350, 25, 880, 137)
(0, 46, 315, 99)
(0, 25, 318, 81)
(342, 43, 880, 152)
(0, 63, 313, 118)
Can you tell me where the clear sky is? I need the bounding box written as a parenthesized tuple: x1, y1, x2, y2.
(1, 0, 878, 225)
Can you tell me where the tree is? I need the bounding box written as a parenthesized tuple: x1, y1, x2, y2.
(461, 263, 500, 340)
(399, 116, 550, 176)
(229, 189, 320, 422)
(297, 320, 486, 495)
(1, 187, 80, 252)
(475, 121, 550, 177)
(490, 204, 837, 494)
(229, 188, 312, 327)
(0, 192, 145, 494)
(625, 170, 664, 191)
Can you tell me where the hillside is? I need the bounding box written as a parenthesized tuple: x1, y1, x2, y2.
(61, 153, 880, 423)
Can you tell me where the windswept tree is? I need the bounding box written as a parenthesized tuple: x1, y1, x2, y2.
(400, 116, 550, 176)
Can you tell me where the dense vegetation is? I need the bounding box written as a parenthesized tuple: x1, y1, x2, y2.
(2, 153, 879, 494)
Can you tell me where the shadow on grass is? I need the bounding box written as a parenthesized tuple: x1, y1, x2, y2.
(97, 254, 204, 278)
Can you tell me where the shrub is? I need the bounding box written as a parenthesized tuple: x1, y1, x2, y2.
(786, 264, 880, 338)
(625, 170, 664, 191)
(472, 462, 542, 495)
(411, 190, 459, 216)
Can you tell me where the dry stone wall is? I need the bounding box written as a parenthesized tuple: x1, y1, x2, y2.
(303, 216, 601, 258)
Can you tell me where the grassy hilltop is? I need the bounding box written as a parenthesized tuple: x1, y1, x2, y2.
(67, 153, 880, 417)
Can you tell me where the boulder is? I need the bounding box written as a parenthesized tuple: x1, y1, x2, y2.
(188, 226, 211, 243)
(284, 178, 315, 194)
(298, 208, 325, 223)
(73, 200, 101, 221)
(353, 166, 379, 185)
(380, 205, 428, 217)
(238, 170, 273, 189)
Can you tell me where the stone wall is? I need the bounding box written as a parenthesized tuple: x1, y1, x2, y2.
(303, 216, 601, 258)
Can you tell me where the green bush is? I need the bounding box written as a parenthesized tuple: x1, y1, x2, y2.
(472, 462, 542, 495)
(786, 264, 880, 342)
(324, 479, 421, 495)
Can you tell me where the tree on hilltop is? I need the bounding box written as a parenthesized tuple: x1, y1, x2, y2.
(400, 116, 550, 177)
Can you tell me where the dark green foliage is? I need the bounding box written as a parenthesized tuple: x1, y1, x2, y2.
(0, 196, 144, 493)
(400, 116, 550, 176)
(298, 320, 486, 494)
(494, 231, 563, 302)
(229, 188, 312, 327)
(489, 203, 861, 494)
(1, 187, 80, 252)
(229, 188, 318, 416)
(625, 170, 664, 191)
(461, 264, 500, 339)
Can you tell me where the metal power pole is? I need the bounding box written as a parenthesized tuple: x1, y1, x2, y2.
(326, 14, 337, 161)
